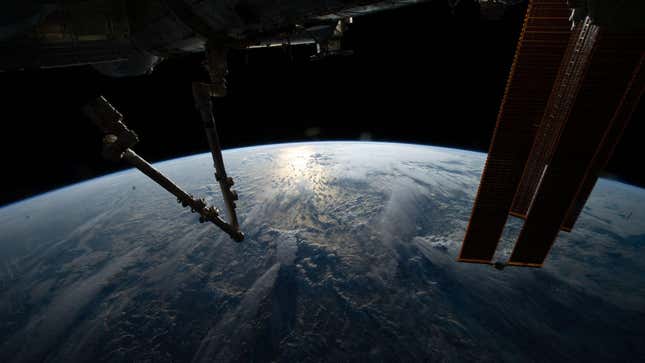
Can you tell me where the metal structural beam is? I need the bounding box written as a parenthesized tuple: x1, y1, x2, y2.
(84, 96, 244, 242)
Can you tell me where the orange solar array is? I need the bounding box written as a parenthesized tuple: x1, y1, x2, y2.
(510, 19, 596, 219)
(561, 36, 645, 232)
(458, 0, 572, 263)
(509, 30, 645, 266)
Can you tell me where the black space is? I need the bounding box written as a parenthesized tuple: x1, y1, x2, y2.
(1, 1, 643, 207)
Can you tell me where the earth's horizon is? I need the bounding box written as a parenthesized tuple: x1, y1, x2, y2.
(3, 141, 490, 208)
(1, 141, 643, 362)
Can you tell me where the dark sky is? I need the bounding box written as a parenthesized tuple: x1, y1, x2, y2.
(1, 1, 643, 207)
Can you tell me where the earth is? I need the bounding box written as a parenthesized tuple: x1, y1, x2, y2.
(0, 142, 643, 362)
